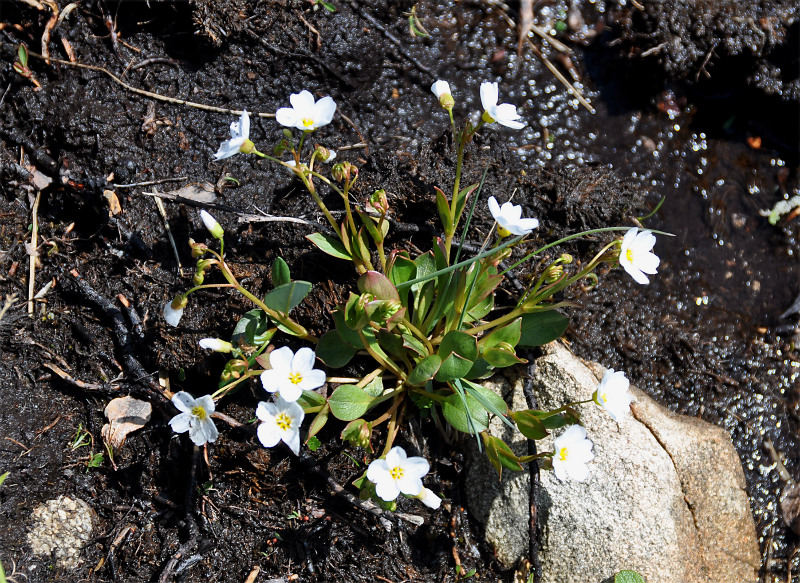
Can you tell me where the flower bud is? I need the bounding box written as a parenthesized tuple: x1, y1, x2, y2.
(331, 163, 346, 182)
(431, 80, 454, 111)
(544, 264, 564, 284)
(367, 190, 389, 215)
(315, 145, 336, 162)
(164, 295, 188, 327)
(200, 210, 224, 240)
(199, 338, 234, 353)
(188, 238, 210, 258)
(192, 272, 204, 286)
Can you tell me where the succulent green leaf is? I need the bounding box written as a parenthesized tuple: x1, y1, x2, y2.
(615, 571, 647, 583)
(461, 380, 509, 418)
(464, 358, 493, 380)
(316, 330, 358, 367)
(511, 410, 549, 440)
(388, 252, 416, 287)
(328, 384, 374, 421)
(358, 271, 399, 301)
(307, 405, 329, 438)
(271, 257, 291, 287)
(518, 311, 569, 347)
(263, 281, 312, 313)
(441, 393, 489, 434)
(439, 330, 478, 361)
(483, 346, 525, 368)
(435, 187, 452, 230)
(435, 353, 473, 382)
(482, 433, 524, 476)
(231, 309, 273, 347)
(361, 374, 384, 398)
(482, 317, 522, 348)
(297, 389, 327, 412)
(306, 232, 352, 260)
(408, 355, 442, 386)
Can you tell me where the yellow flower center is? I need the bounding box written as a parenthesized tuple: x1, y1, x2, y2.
(191, 406, 208, 420)
(389, 466, 405, 480)
(276, 412, 292, 431)
(497, 226, 512, 238)
(302, 118, 315, 128)
(625, 248, 634, 262)
(557, 446, 569, 462)
(289, 372, 303, 385)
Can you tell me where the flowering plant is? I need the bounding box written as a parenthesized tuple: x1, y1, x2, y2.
(164, 81, 662, 506)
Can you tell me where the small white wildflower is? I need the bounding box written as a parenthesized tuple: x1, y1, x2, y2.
(366, 446, 430, 502)
(593, 369, 634, 422)
(488, 196, 539, 237)
(276, 90, 336, 131)
(256, 397, 305, 455)
(551, 425, 594, 482)
(200, 210, 224, 240)
(214, 109, 253, 160)
(169, 391, 219, 446)
(260, 346, 326, 403)
(479, 81, 525, 129)
(417, 487, 442, 510)
(431, 80, 454, 110)
(198, 338, 233, 353)
(619, 227, 660, 285)
(163, 297, 186, 327)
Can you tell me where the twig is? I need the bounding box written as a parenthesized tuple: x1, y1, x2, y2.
(0, 293, 18, 324)
(27, 190, 41, 316)
(43, 362, 118, 392)
(114, 177, 188, 188)
(152, 190, 182, 272)
(14, 47, 276, 119)
(243, 566, 260, 583)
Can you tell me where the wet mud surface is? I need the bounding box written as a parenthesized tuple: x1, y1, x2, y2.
(0, 1, 798, 581)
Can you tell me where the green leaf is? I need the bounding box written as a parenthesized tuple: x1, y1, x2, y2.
(332, 308, 363, 347)
(307, 405, 329, 438)
(328, 385, 374, 421)
(306, 232, 351, 260)
(461, 380, 509, 419)
(464, 358, 494, 380)
(466, 292, 494, 321)
(483, 346, 525, 368)
(271, 257, 291, 287)
(441, 393, 489, 435)
(435, 352, 473, 382)
(263, 281, 313, 313)
(388, 252, 416, 287)
(358, 271, 399, 301)
(316, 330, 358, 367)
(482, 433, 524, 476)
(481, 317, 522, 348)
(408, 355, 442, 386)
(306, 436, 322, 451)
(361, 374, 384, 397)
(615, 571, 647, 583)
(510, 410, 549, 440)
(0, 471, 8, 488)
(518, 311, 569, 347)
(439, 330, 478, 361)
(435, 187, 452, 229)
(297, 389, 327, 412)
(231, 309, 274, 347)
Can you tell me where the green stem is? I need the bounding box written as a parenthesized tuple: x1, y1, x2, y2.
(358, 330, 405, 380)
(212, 369, 260, 399)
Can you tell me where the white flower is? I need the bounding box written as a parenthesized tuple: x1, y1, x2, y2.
(619, 228, 660, 285)
(551, 425, 594, 482)
(256, 397, 305, 455)
(593, 369, 634, 422)
(488, 196, 539, 237)
(276, 90, 336, 131)
(200, 210, 224, 239)
(199, 338, 233, 353)
(163, 298, 186, 327)
(169, 391, 219, 446)
(479, 81, 525, 129)
(260, 346, 326, 403)
(214, 109, 251, 160)
(417, 487, 442, 509)
(431, 80, 454, 110)
(366, 446, 430, 502)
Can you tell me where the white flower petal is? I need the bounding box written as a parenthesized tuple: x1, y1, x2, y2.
(260, 369, 282, 394)
(366, 458, 390, 484)
(163, 301, 184, 327)
(257, 418, 282, 448)
(385, 446, 406, 468)
(431, 80, 451, 98)
(298, 369, 326, 392)
(292, 346, 316, 373)
(480, 81, 498, 111)
(269, 346, 295, 373)
(196, 416, 219, 444)
(195, 395, 216, 415)
(169, 412, 192, 433)
(419, 488, 442, 509)
(171, 391, 196, 413)
(275, 107, 299, 128)
(290, 90, 316, 111)
(396, 475, 424, 497)
(239, 109, 250, 139)
(255, 400, 277, 422)
(313, 96, 336, 127)
(277, 383, 302, 403)
(402, 456, 430, 479)
(283, 428, 301, 455)
(375, 478, 401, 502)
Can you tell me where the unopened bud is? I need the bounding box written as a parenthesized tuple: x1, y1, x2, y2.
(200, 210, 224, 240)
(199, 338, 234, 353)
(315, 145, 336, 162)
(189, 238, 210, 258)
(367, 190, 389, 215)
(332, 163, 346, 182)
(431, 80, 454, 111)
(545, 265, 564, 284)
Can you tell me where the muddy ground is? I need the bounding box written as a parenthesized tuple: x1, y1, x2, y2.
(0, 1, 798, 582)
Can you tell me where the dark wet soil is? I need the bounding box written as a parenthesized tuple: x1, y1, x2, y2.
(0, 1, 798, 582)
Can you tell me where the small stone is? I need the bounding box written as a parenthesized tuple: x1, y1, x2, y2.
(28, 496, 96, 569)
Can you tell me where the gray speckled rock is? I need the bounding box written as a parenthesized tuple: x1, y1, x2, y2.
(465, 342, 760, 583)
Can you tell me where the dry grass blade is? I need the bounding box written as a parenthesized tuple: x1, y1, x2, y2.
(0, 293, 19, 325)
